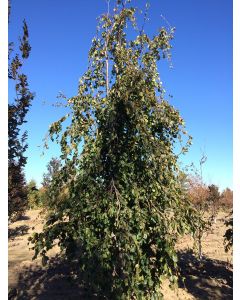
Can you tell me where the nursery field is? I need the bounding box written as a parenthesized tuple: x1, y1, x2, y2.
(8, 209, 232, 300)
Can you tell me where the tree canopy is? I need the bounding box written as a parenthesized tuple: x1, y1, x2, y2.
(30, 1, 198, 298)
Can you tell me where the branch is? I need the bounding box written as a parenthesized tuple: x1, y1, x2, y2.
(110, 178, 121, 226)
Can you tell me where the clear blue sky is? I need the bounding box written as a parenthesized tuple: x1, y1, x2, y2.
(8, 0, 232, 190)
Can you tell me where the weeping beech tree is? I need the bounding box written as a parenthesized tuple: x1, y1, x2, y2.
(30, 1, 198, 298)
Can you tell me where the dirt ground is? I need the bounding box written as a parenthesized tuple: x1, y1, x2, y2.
(8, 209, 232, 299)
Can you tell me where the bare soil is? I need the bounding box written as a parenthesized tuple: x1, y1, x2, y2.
(8, 210, 232, 299)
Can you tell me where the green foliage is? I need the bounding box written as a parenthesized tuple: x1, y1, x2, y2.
(8, 164, 28, 221)
(224, 210, 233, 253)
(37, 187, 49, 207)
(42, 157, 62, 188)
(27, 180, 41, 209)
(183, 157, 213, 260)
(207, 184, 220, 217)
(40, 157, 63, 209)
(8, 1, 34, 221)
(30, 1, 197, 298)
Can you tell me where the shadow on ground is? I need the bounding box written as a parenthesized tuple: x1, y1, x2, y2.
(9, 250, 233, 300)
(8, 225, 30, 240)
(178, 249, 233, 300)
(8, 256, 97, 300)
(18, 215, 31, 221)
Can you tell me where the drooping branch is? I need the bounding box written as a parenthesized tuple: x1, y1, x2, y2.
(105, 0, 110, 96)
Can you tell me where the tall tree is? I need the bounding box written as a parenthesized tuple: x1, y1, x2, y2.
(30, 1, 197, 298)
(8, 0, 34, 221)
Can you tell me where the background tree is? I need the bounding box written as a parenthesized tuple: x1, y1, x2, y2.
(27, 179, 40, 209)
(30, 1, 198, 298)
(223, 210, 233, 253)
(39, 157, 63, 209)
(207, 184, 220, 222)
(220, 187, 233, 209)
(186, 173, 209, 260)
(184, 155, 221, 260)
(41, 157, 62, 188)
(8, 0, 34, 221)
(220, 189, 233, 253)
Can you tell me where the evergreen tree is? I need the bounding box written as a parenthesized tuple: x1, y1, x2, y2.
(8, 0, 34, 221)
(30, 1, 197, 298)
